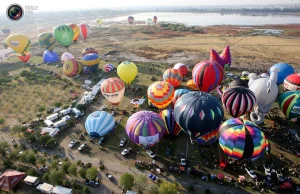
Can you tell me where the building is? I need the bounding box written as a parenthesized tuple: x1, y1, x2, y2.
(0, 170, 26, 192)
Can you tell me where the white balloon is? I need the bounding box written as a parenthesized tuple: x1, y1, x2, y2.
(0, 48, 15, 62)
(61, 52, 75, 64)
(37, 27, 46, 34)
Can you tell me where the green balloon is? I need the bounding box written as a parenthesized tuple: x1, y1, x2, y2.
(38, 32, 58, 51)
(53, 25, 74, 47)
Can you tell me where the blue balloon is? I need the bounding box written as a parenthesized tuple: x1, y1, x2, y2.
(85, 111, 115, 138)
(43, 50, 59, 63)
(270, 63, 295, 85)
(83, 65, 98, 74)
(148, 174, 153, 178)
(151, 176, 157, 181)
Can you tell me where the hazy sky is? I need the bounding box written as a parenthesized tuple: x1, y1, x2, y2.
(1, 0, 298, 14)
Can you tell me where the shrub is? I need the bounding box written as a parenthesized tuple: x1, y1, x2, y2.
(27, 168, 37, 176)
(76, 160, 82, 166)
(79, 168, 86, 179)
(53, 102, 62, 107)
(85, 163, 92, 168)
(82, 186, 91, 194)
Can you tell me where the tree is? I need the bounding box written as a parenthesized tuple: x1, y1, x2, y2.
(49, 170, 64, 185)
(149, 185, 159, 194)
(51, 160, 58, 169)
(135, 174, 147, 191)
(2, 159, 12, 168)
(0, 118, 5, 126)
(159, 182, 177, 194)
(27, 168, 37, 176)
(26, 151, 36, 165)
(9, 149, 19, 160)
(42, 173, 49, 182)
(0, 141, 9, 157)
(39, 135, 51, 144)
(79, 168, 86, 179)
(19, 152, 27, 163)
(46, 138, 56, 148)
(119, 173, 134, 190)
(68, 164, 77, 176)
(38, 157, 46, 166)
(61, 161, 70, 173)
(82, 186, 91, 194)
(86, 167, 98, 180)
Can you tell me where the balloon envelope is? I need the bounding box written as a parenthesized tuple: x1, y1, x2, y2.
(1, 26, 10, 35)
(172, 89, 190, 108)
(43, 50, 59, 63)
(103, 64, 114, 72)
(173, 63, 189, 76)
(85, 111, 115, 138)
(69, 24, 80, 42)
(79, 23, 91, 40)
(38, 32, 58, 51)
(82, 53, 100, 66)
(53, 25, 74, 47)
(153, 16, 158, 23)
(82, 47, 98, 56)
(163, 68, 183, 88)
(101, 78, 125, 105)
(196, 128, 219, 145)
(17, 52, 30, 63)
(37, 27, 46, 34)
(277, 91, 300, 120)
(117, 61, 138, 84)
(61, 52, 75, 64)
(6, 34, 31, 56)
(229, 78, 248, 88)
(270, 63, 295, 85)
(147, 81, 174, 109)
(63, 59, 81, 77)
(125, 111, 166, 149)
(128, 16, 134, 24)
(219, 118, 267, 161)
(159, 109, 181, 136)
(187, 79, 200, 91)
(284, 73, 300, 91)
(174, 92, 224, 140)
(96, 18, 103, 25)
(0, 48, 15, 62)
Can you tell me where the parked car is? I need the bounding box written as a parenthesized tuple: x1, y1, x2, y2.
(146, 150, 156, 158)
(276, 171, 285, 182)
(85, 180, 99, 187)
(121, 147, 132, 156)
(263, 164, 271, 176)
(119, 138, 126, 147)
(69, 140, 79, 148)
(181, 158, 186, 166)
(166, 145, 172, 156)
(98, 137, 105, 145)
(245, 168, 257, 179)
(78, 143, 88, 151)
(39, 166, 49, 172)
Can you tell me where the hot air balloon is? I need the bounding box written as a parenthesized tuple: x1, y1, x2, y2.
(187, 79, 200, 91)
(159, 109, 181, 136)
(163, 68, 183, 88)
(82, 53, 100, 74)
(229, 78, 248, 88)
(172, 89, 190, 108)
(0, 48, 15, 62)
(146, 18, 153, 26)
(153, 16, 158, 23)
(69, 24, 80, 42)
(125, 111, 166, 148)
(196, 128, 219, 146)
(173, 63, 189, 77)
(284, 73, 300, 91)
(218, 118, 267, 161)
(82, 47, 98, 57)
(53, 25, 74, 48)
(37, 27, 46, 34)
(1, 26, 10, 36)
(128, 16, 134, 24)
(43, 50, 59, 63)
(101, 78, 125, 105)
(85, 111, 115, 138)
(103, 64, 114, 72)
(222, 87, 256, 118)
(63, 59, 82, 77)
(117, 61, 138, 84)
(6, 34, 31, 56)
(148, 99, 156, 109)
(96, 18, 103, 25)
(79, 23, 91, 40)
(260, 73, 269, 78)
(192, 60, 224, 92)
(210, 46, 231, 70)
(38, 32, 58, 51)
(17, 52, 30, 63)
(270, 63, 295, 85)
(277, 91, 300, 120)
(147, 81, 175, 109)
(61, 52, 75, 64)
(174, 92, 224, 140)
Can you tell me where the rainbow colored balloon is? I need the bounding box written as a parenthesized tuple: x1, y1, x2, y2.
(63, 59, 82, 77)
(147, 81, 174, 109)
(159, 109, 181, 136)
(187, 79, 200, 91)
(82, 47, 98, 57)
(277, 91, 300, 120)
(192, 60, 224, 92)
(125, 111, 166, 148)
(196, 128, 219, 145)
(172, 89, 190, 108)
(219, 118, 267, 161)
(163, 68, 183, 88)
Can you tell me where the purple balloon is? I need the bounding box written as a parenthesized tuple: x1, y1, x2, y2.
(43, 50, 59, 63)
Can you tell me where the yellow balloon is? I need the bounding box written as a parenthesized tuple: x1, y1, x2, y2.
(96, 18, 103, 25)
(117, 61, 138, 84)
(6, 34, 31, 56)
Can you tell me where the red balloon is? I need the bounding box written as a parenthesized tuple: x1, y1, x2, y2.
(17, 53, 30, 63)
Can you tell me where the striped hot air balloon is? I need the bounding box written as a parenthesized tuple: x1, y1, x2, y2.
(147, 81, 175, 109)
(38, 32, 58, 51)
(79, 23, 91, 40)
(101, 77, 125, 105)
(125, 111, 166, 148)
(63, 59, 81, 77)
(171, 89, 190, 108)
(196, 128, 219, 145)
(187, 79, 200, 91)
(192, 60, 224, 92)
(219, 118, 267, 161)
(128, 16, 134, 24)
(153, 16, 158, 23)
(277, 91, 300, 120)
(222, 87, 256, 118)
(163, 68, 183, 88)
(53, 25, 74, 47)
(69, 24, 80, 42)
(173, 63, 189, 76)
(159, 109, 181, 136)
(82, 47, 98, 57)
(284, 73, 300, 91)
(82, 53, 100, 73)
(85, 111, 115, 138)
(103, 64, 114, 72)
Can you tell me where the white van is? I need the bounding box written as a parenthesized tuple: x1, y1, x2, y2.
(24, 176, 39, 186)
(46, 113, 59, 121)
(59, 108, 72, 117)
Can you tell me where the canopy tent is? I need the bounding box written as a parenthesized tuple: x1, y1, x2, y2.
(0, 170, 26, 191)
